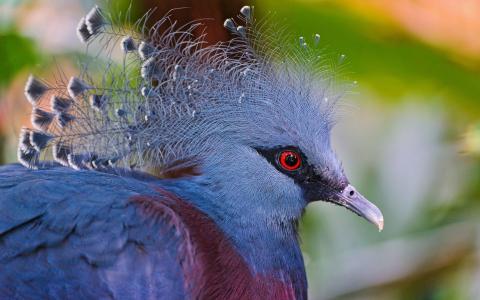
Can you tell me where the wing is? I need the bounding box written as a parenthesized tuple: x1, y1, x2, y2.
(0, 164, 186, 300)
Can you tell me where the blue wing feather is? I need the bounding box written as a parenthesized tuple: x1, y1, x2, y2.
(0, 164, 186, 299)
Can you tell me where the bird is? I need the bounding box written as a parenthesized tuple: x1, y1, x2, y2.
(0, 4, 384, 300)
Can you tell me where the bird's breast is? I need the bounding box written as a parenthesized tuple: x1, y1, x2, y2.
(131, 187, 302, 300)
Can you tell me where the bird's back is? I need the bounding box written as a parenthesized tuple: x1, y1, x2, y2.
(0, 163, 189, 299)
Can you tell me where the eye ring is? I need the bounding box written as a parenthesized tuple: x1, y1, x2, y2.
(278, 150, 302, 171)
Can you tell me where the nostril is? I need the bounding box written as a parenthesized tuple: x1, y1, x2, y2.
(349, 190, 355, 196)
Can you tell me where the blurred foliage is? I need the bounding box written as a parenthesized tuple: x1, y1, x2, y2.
(0, 30, 39, 87)
(464, 122, 480, 156)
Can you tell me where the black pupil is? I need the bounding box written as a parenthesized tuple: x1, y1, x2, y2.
(285, 153, 298, 166)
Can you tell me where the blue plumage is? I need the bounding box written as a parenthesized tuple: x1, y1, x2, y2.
(0, 164, 186, 299)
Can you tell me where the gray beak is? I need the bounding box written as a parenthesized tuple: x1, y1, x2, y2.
(334, 184, 384, 231)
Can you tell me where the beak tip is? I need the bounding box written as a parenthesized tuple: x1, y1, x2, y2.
(377, 218, 384, 232)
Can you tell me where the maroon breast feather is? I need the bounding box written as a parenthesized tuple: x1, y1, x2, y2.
(131, 188, 297, 300)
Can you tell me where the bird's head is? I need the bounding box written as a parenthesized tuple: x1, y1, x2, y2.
(197, 60, 384, 230)
(191, 11, 384, 229)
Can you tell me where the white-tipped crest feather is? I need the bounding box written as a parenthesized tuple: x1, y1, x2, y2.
(25, 75, 48, 105)
(85, 5, 105, 35)
(67, 77, 90, 99)
(121, 36, 137, 52)
(77, 17, 92, 43)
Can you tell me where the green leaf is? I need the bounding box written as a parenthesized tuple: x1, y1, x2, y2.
(0, 30, 40, 88)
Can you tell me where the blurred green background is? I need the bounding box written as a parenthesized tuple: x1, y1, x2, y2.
(1, 0, 479, 299)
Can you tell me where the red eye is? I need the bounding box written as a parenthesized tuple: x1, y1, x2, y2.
(278, 150, 302, 171)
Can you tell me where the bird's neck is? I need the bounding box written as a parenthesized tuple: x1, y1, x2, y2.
(214, 207, 305, 278)
(163, 178, 308, 297)
(219, 215, 307, 299)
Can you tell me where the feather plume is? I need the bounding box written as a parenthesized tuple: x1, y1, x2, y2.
(56, 112, 75, 128)
(31, 108, 54, 131)
(52, 143, 71, 166)
(138, 42, 155, 60)
(51, 96, 73, 113)
(30, 131, 53, 151)
(121, 36, 137, 53)
(17, 128, 39, 169)
(85, 5, 105, 35)
(77, 17, 92, 43)
(67, 77, 90, 99)
(24, 75, 48, 105)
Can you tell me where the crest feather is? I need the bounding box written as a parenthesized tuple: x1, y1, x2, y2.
(17, 5, 344, 171)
